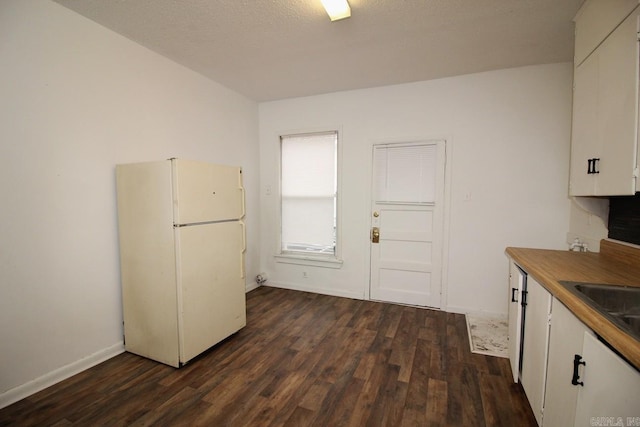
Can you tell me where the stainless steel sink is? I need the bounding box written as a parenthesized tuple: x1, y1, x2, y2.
(559, 281, 640, 341)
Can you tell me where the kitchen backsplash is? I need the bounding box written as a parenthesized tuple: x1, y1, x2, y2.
(608, 193, 640, 246)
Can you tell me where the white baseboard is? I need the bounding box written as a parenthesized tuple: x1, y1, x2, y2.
(0, 342, 125, 410)
(464, 310, 508, 320)
(245, 281, 261, 292)
(445, 305, 469, 315)
(446, 305, 506, 318)
(265, 281, 363, 300)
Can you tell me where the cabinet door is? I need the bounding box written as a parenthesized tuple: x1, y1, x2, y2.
(594, 8, 639, 195)
(570, 7, 640, 196)
(520, 277, 552, 426)
(574, 332, 640, 426)
(508, 261, 524, 383)
(570, 56, 599, 196)
(573, 0, 639, 66)
(542, 300, 591, 427)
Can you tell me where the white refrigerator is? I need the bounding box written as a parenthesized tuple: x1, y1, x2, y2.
(115, 158, 246, 367)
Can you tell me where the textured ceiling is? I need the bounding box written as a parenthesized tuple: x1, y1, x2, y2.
(53, 0, 584, 102)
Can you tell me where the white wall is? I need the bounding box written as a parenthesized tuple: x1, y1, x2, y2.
(0, 0, 259, 406)
(259, 63, 572, 315)
(567, 199, 609, 252)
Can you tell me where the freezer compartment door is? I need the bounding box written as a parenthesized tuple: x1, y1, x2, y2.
(176, 221, 247, 364)
(172, 159, 244, 224)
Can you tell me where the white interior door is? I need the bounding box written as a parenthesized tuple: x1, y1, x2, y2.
(369, 141, 446, 308)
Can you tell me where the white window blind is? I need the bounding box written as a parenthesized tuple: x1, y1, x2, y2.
(281, 132, 337, 255)
(373, 144, 437, 203)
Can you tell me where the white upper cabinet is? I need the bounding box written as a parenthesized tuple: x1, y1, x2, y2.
(570, 3, 640, 196)
(574, 0, 639, 66)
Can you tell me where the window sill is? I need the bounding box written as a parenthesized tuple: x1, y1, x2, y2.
(274, 253, 343, 269)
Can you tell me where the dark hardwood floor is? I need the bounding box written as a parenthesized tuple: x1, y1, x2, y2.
(0, 286, 537, 426)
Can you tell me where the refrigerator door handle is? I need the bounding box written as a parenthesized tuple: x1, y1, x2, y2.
(240, 186, 246, 218)
(240, 220, 246, 253)
(240, 220, 246, 279)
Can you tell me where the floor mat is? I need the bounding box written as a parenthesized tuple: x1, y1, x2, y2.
(465, 313, 508, 358)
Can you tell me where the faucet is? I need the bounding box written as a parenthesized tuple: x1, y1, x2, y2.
(569, 238, 588, 252)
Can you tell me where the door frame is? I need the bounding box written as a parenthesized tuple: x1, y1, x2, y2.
(364, 137, 452, 309)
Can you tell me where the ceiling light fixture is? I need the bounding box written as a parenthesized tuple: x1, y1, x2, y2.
(320, 0, 351, 21)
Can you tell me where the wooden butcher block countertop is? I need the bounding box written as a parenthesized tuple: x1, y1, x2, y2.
(506, 239, 640, 370)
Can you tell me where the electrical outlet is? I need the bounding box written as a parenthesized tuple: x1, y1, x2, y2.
(303, 271, 308, 279)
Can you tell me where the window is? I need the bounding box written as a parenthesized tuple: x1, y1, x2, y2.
(280, 131, 338, 257)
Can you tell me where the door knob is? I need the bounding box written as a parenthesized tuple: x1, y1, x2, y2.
(371, 227, 380, 243)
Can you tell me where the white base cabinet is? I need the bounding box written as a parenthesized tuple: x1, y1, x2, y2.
(507, 262, 640, 426)
(542, 300, 592, 427)
(520, 277, 552, 426)
(508, 261, 524, 383)
(515, 292, 640, 427)
(574, 333, 640, 426)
